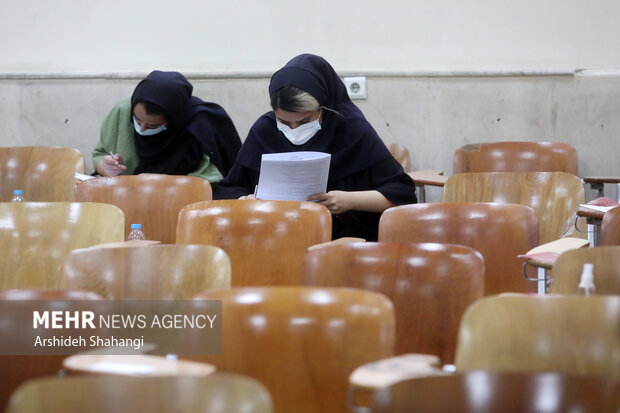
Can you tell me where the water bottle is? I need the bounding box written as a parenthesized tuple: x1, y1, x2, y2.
(10, 189, 24, 202)
(127, 224, 145, 241)
(578, 263, 596, 296)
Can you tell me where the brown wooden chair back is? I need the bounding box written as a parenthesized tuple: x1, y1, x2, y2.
(550, 246, 620, 294)
(386, 143, 411, 172)
(441, 171, 585, 243)
(302, 242, 484, 364)
(0, 202, 124, 290)
(601, 206, 620, 246)
(176, 200, 332, 286)
(59, 244, 231, 299)
(76, 174, 212, 243)
(379, 203, 538, 294)
(186, 286, 394, 413)
(0, 146, 84, 201)
(453, 141, 578, 175)
(454, 295, 620, 377)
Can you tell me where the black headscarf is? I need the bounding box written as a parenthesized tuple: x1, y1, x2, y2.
(131, 70, 241, 176)
(236, 54, 393, 181)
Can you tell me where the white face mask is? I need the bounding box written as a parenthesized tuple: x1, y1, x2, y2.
(133, 117, 168, 136)
(276, 118, 321, 145)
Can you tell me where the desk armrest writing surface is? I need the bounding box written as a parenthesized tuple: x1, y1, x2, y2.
(307, 237, 366, 252)
(519, 237, 590, 270)
(63, 354, 215, 377)
(407, 171, 447, 203)
(87, 240, 162, 249)
(583, 177, 620, 199)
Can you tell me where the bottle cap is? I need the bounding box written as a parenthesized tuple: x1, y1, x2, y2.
(13, 190, 23, 195)
(130, 224, 142, 229)
(578, 263, 595, 289)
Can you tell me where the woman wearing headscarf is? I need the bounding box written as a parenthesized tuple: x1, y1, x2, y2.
(217, 54, 417, 240)
(92, 70, 241, 183)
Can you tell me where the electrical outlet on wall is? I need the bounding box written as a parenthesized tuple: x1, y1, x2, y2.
(343, 77, 367, 99)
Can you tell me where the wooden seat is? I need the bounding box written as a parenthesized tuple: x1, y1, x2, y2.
(185, 286, 394, 413)
(176, 200, 332, 286)
(453, 141, 579, 175)
(386, 143, 411, 172)
(370, 371, 620, 413)
(454, 295, 620, 377)
(601, 206, 620, 245)
(76, 174, 212, 243)
(6, 373, 274, 413)
(0, 202, 124, 290)
(0, 146, 84, 201)
(379, 203, 538, 294)
(302, 242, 484, 364)
(550, 246, 620, 294)
(58, 244, 231, 299)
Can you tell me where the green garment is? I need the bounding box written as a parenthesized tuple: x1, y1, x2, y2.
(92, 98, 223, 183)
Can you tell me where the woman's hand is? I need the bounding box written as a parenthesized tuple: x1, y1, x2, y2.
(96, 153, 127, 176)
(238, 194, 256, 200)
(306, 191, 353, 215)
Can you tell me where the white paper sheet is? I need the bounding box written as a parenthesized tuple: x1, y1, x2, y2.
(255, 151, 331, 201)
(579, 204, 618, 213)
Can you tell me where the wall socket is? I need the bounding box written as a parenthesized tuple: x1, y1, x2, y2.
(343, 76, 367, 99)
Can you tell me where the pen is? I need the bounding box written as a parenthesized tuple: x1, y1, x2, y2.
(109, 152, 119, 166)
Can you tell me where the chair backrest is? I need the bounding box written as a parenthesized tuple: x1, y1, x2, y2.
(441, 172, 585, 243)
(176, 200, 332, 286)
(0, 146, 85, 201)
(302, 242, 484, 364)
(6, 374, 274, 413)
(0, 202, 124, 290)
(379, 203, 538, 295)
(370, 371, 620, 413)
(454, 295, 620, 377)
(59, 244, 231, 299)
(453, 141, 578, 175)
(186, 286, 394, 413)
(601, 206, 620, 246)
(386, 143, 411, 172)
(550, 246, 620, 295)
(76, 174, 212, 243)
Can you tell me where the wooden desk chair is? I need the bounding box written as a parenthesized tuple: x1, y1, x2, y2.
(6, 374, 274, 413)
(176, 200, 332, 286)
(0, 202, 124, 290)
(549, 246, 620, 295)
(58, 244, 231, 299)
(0, 146, 84, 201)
(454, 294, 620, 377)
(302, 242, 484, 364)
(453, 141, 579, 175)
(601, 206, 620, 245)
(379, 203, 538, 295)
(386, 143, 411, 172)
(76, 174, 212, 243)
(185, 286, 394, 413)
(370, 371, 620, 413)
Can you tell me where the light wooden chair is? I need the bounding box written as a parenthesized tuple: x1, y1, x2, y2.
(58, 244, 231, 299)
(370, 371, 620, 413)
(386, 143, 411, 172)
(176, 200, 332, 286)
(75, 174, 212, 243)
(601, 206, 620, 245)
(379, 203, 538, 295)
(302, 242, 484, 364)
(550, 246, 620, 294)
(185, 286, 395, 413)
(0, 146, 85, 201)
(0, 202, 124, 290)
(6, 374, 274, 413)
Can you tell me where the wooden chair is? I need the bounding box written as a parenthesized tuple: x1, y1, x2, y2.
(58, 244, 231, 299)
(370, 371, 620, 413)
(601, 206, 620, 245)
(453, 141, 579, 175)
(75, 174, 212, 243)
(379, 203, 538, 295)
(0, 202, 124, 290)
(176, 200, 332, 286)
(6, 374, 274, 413)
(302, 242, 484, 364)
(386, 143, 411, 172)
(0, 146, 85, 201)
(454, 294, 620, 377)
(185, 286, 395, 413)
(440, 172, 585, 244)
(549, 246, 620, 294)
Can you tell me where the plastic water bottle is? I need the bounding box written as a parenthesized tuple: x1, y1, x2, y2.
(578, 263, 596, 296)
(127, 224, 145, 241)
(10, 189, 24, 202)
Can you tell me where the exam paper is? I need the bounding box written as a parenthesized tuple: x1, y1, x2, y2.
(255, 151, 331, 201)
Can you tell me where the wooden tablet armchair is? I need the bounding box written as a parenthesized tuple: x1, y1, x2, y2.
(186, 287, 394, 413)
(601, 206, 620, 245)
(379, 203, 538, 295)
(6, 374, 274, 413)
(76, 174, 212, 243)
(0, 146, 85, 201)
(176, 200, 332, 286)
(58, 244, 231, 299)
(0, 202, 124, 290)
(386, 143, 411, 172)
(549, 246, 620, 295)
(302, 242, 484, 364)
